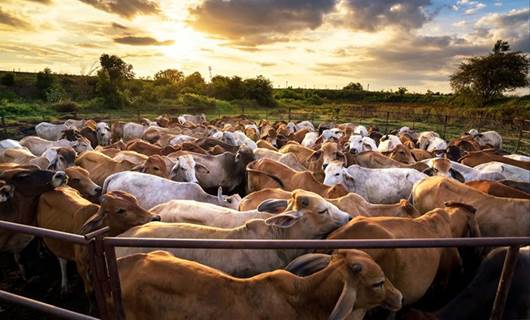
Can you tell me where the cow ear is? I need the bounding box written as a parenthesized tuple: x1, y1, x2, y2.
(257, 199, 288, 213)
(422, 167, 435, 176)
(329, 282, 357, 320)
(342, 169, 355, 187)
(309, 150, 322, 161)
(264, 211, 302, 228)
(195, 162, 210, 174)
(449, 169, 465, 183)
(131, 164, 144, 172)
(217, 186, 223, 201)
(285, 253, 331, 276)
(79, 211, 106, 235)
(337, 151, 347, 164)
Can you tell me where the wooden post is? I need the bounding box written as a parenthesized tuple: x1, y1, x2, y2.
(490, 246, 520, 320)
(442, 115, 448, 139)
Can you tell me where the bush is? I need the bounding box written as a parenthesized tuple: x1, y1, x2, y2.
(1, 73, 15, 86)
(52, 100, 80, 113)
(45, 83, 67, 103)
(181, 93, 216, 108)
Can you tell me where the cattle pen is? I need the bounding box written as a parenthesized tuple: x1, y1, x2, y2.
(0, 220, 528, 320)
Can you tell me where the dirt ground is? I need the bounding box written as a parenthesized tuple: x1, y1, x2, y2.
(0, 239, 89, 319)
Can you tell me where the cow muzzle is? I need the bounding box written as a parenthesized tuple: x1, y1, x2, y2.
(52, 172, 68, 187)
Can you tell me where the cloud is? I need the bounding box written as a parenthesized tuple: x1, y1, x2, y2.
(25, 0, 52, 4)
(78, 0, 160, 18)
(114, 36, 174, 46)
(187, 0, 336, 46)
(474, 8, 529, 52)
(259, 62, 276, 67)
(0, 7, 31, 29)
(464, 2, 486, 15)
(337, 0, 433, 31)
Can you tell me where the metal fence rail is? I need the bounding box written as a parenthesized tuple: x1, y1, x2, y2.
(0, 218, 529, 320)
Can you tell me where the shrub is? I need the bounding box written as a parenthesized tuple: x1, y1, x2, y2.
(52, 100, 80, 113)
(181, 93, 216, 108)
(1, 73, 15, 86)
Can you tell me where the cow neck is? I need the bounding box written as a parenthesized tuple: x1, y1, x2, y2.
(416, 210, 451, 237)
(2, 192, 40, 226)
(290, 259, 347, 315)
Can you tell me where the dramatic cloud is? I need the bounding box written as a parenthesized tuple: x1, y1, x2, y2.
(0, 7, 31, 29)
(338, 0, 433, 31)
(187, 0, 336, 46)
(474, 8, 529, 52)
(78, 0, 160, 18)
(114, 36, 174, 46)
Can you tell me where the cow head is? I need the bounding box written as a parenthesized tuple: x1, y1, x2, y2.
(323, 161, 346, 186)
(0, 169, 66, 199)
(45, 147, 76, 171)
(96, 122, 112, 146)
(216, 187, 241, 210)
(72, 136, 94, 154)
(170, 155, 200, 183)
(389, 144, 415, 164)
(348, 135, 377, 154)
(65, 166, 102, 201)
(286, 250, 402, 318)
(80, 191, 160, 236)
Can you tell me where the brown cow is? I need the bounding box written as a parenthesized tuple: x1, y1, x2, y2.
(458, 150, 530, 170)
(64, 166, 102, 202)
(37, 189, 159, 297)
(328, 202, 480, 305)
(75, 151, 137, 186)
(246, 158, 348, 198)
(0, 168, 67, 278)
(240, 188, 420, 218)
(465, 180, 530, 199)
(353, 151, 429, 172)
(126, 139, 163, 156)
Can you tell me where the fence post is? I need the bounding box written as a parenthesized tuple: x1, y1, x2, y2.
(136, 110, 141, 122)
(514, 120, 524, 153)
(86, 237, 112, 320)
(490, 246, 520, 320)
(241, 104, 245, 116)
(442, 115, 448, 139)
(288, 107, 292, 122)
(1, 116, 7, 136)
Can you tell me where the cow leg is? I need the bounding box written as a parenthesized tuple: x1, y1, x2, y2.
(58, 257, 71, 297)
(13, 253, 27, 281)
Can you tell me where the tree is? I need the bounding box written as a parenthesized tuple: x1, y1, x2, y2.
(35, 68, 54, 98)
(343, 82, 363, 91)
(1, 73, 15, 86)
(397, 87, 408, 95)
(180, 72, 206, 94)
(96, 54, 134, 108)
(154, 69, 184, 86)
(243, 75, 275, 107)
(450, 40, 529, 105)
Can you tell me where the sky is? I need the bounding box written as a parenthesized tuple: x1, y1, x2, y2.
(0, 0, 528, 93)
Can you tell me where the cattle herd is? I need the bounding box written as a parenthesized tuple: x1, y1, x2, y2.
(0, 114, 529, 319)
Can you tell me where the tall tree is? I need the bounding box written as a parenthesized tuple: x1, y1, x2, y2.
(154, 69, 184, 85)
(450, 40, 529, 105)
(96, 54, 134, 107)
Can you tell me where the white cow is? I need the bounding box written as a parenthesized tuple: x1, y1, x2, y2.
(474, 161, 529, 183)
(377, 134, 402, 152)
(169, 135, 196, 146)
(353, 125, 368, 137)
(123, 122, 147, 141)
(321, 128, 344, 142)
(347, 135, 377, 154)
(177, 114, 206, 125)
(419, 159, 505, 182)
(467, 129, 502, 150)
(96, 122, 111, 146)
(324, 161, 427, 204)
(19, 136, 92, 156)
(216, 131, 257, 150)
(426, 137, 448, 154)
(170, 155, 199, 183)
(151, 200, 274, 228)
(504, 154, 530, 162)
(103, 171, 241, 210)
(296, 120, 315, 132)
(417, 131, 440, 150)
(64, 119, 85, 130)
(35, 122, 68, 141)
(301, 132, 319, 148)
(0, 139, 23, 150)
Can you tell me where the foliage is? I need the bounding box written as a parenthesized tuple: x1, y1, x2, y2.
(343, 82, 363, 91)
(45, 83, 67, 103)
(96, 54, 134, 108)
(1, 73, 15, 86)
(154, 69, 184, 86)
(52, 100, 80, 113)
(397, 87, 408, 95)
(35, 68, 54, 98)
(450, 40, 529, 105)
(180, 93, 216, 108)
(243, 75, 275, 107)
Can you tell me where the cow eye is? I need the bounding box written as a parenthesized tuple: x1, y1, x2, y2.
(318, 209, 328, 215)
(226, 199, 232, 203)
(153, 167, 159, 171)
(116, 208, 126, 214)
(372, 281, 385, 288)
(334, 173, 340, 176)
